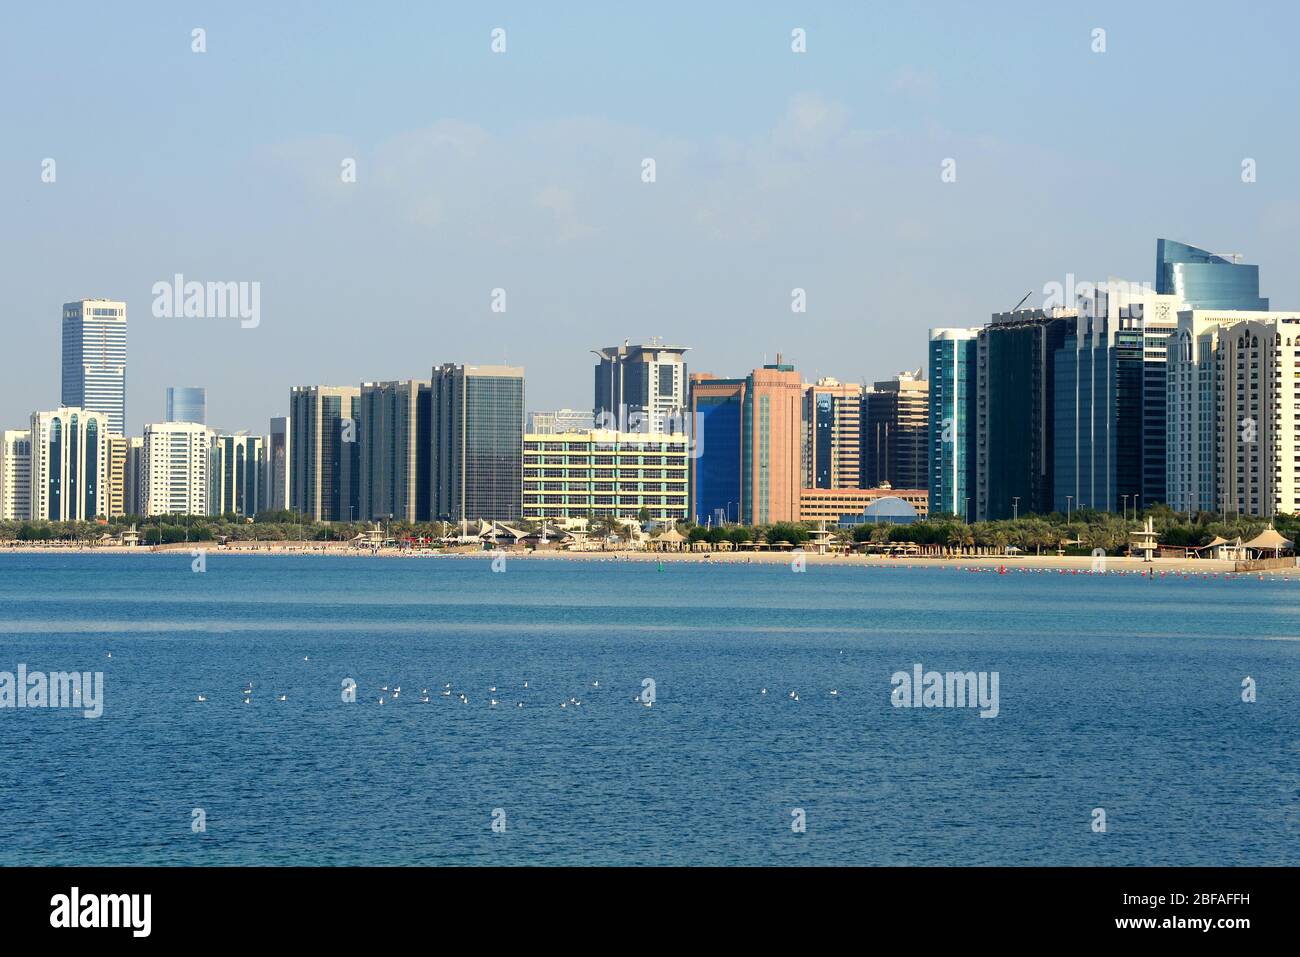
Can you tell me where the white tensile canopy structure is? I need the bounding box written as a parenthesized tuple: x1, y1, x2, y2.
(1243, 525, 1294, 558)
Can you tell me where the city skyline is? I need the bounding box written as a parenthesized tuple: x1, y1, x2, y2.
(5, 4, 1299, 435)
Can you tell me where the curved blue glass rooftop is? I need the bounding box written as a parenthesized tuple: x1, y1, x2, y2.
(1155, 239, 1267, 310)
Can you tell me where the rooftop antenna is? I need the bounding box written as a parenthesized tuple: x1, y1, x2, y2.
(1010, 290, 1033, 313)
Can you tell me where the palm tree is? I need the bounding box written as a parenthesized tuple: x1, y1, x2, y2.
(948, 524, 974, 556)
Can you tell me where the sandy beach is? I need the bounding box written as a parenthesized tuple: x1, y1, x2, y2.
(2, 540, 1286, 575)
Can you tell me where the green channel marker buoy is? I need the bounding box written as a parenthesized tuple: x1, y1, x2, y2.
(658, 562, 664, 572)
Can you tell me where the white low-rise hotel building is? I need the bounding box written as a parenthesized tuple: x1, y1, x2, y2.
(523, 430, 689, 523)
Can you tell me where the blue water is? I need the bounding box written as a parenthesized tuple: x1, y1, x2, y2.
(0, 553, 1296, 866)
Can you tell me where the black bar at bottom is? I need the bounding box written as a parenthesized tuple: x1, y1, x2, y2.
(0, 866, 1280, 941)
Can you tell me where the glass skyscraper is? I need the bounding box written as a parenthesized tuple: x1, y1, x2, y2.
(976, 310, 1075, 520)
(688, 374, 746, 524)
(1053, 317, 1144, 514)
(1156, 239, 1267, 311)
(861, 371, 929, 491)
(928, 329, 979, 519)
(166, 386, 207, 424)
(61, 299, 126, 435)
(357, 380, 431, 522)
(289, 385, 360, 521)
(430, 364, 524, 524)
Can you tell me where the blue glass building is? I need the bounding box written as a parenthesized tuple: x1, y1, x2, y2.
(928, 329, 978, 520)
(1156, 239, 1267, 310)
(1053, 316, 1145, 514)
(166, 386, 207, 424)
(689, 375, 745, 524)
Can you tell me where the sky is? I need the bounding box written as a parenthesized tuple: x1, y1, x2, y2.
(2, 1, 1298, 435)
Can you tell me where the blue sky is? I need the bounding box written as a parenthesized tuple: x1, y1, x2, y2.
(3, 1, 1297, 434)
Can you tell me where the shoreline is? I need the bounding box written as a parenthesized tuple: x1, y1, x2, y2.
(0, 542, 1281, 575)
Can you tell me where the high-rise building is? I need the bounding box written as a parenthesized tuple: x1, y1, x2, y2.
(1167, 310, 1300, 517)
(166, 386, 207, 424)
(61, 299, 127, 435)
(289, 386, 360, 522)
(265, 416, 290, 513)
(124, 436, 145, 517)
(429, 364, 524, 524)
(0, 430, 32, 521)
(209, 432, 264, 518)
(527, 409, 595, 434)
(804, 378, 863, 490)
(522, 429, 689, 523)
(29, 408, 109, 520)
(976, 310, 1076, 520)
(593, 340, 689, 433)
(688, 359, 804, 526)
(142, 421, 212, 516)
(688, 373, 746, 525)
(928, 329, 979, 520)
(106, 434, 129, 518)
(1054, 283, 1185, 513)
(1156, 239, 1268, 311)
(358, 380, 430, 522)
(862, 370, 929, 491)
(742, 357, 803, 525)
(1053, 307, 1144, 515)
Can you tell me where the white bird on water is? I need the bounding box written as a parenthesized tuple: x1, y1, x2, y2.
(761, 688, 767, 695)
(278, 694, 287, 702)
(421, 696, 430, 703)
(379, 696, 385, 705)
(830, 690, 839, 697)
(523, 680, 529, 688)
(593, 680, 600, 688)
(196, 695, 207, 702)
(490, 698, 499, 707)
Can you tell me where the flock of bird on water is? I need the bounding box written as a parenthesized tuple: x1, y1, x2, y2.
(184, 655, 849, 708)
(169, 562, 1288, 707)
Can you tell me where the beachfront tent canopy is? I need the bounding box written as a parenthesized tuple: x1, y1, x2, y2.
(648, 527, 687, 551)
(1243, 526, 1294, 556)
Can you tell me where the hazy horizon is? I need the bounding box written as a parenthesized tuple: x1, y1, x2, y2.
(4, 1, 1297, 435)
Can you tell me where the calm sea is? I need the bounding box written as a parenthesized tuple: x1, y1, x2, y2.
(0, 553, 1296, 866)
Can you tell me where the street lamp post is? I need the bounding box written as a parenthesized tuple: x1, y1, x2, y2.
(1121, 494, 1129, 521)
(1012, 496, 1020, 521)
(1066, 495, 1073, 524)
